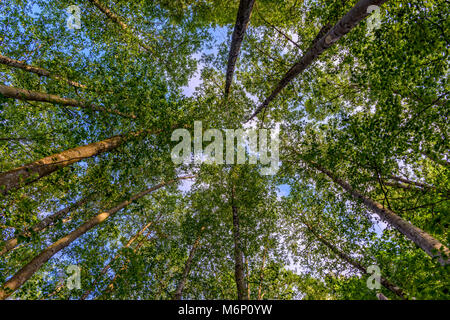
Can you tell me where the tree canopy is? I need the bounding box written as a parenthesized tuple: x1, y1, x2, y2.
(0, 0, 448, 300)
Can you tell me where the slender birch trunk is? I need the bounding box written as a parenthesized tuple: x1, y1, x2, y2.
(0, 197, 89, 256)
(80, 216, 161, 300)
(301, 219, 407, 299)
(247, 0, 388, 121)
(422, 151, 450, 168)
(245, 257, 251, 299)
(309, 161, 450, 265)
(88, 0, 128, 30)
(382, 177, 447, 195)
(0, 84, 135, 119)
(256, 12, 302, 49)
(99, 228, 156, 298)
(0, 124, 170, 195)
(389, 175, 436, 190)
(0, 55, 87, 89)
(224, 0, 256, 96)
(88, 0, 154, 53)
(0, 176, 194, 300)
(0, 134, 126, 195)
(257, 245, 268, 300)
(381, 180, 416, 191)
(377, 292, 389, 300)
(231, 185, 248, 300)
(173, 226, 205, 300)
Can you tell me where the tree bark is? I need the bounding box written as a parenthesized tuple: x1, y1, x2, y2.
(389, 175, 436, 190)
(88, 0, 153, 52)
(80, 216, 161, 300)
(231, 185, 248, 300)
(309, 161, 450, 265)
(245, 256, 251, 299)
(381, 180, 416, 191)
(224, 0, 256, 96)
(302, 219, 407, 299)
(88, 0, 128, 30)
(0, 176, 194, 300)
(0, 54, 86, 89)
(99, 228, 157, 298)
(0, 84, 135, 119)
(0, 124, 172, 196)
(256, 12, 302, 49)
(382, 176, 448, 196)
(173, 226, 205, 300)
(422, 151, 450, 168)
(0, 197, 89, 256)
(247, 0, 388, 121)
(257, 245, 268, 300)
(0, 134, 127, 195)
(377, 292, 389, 300)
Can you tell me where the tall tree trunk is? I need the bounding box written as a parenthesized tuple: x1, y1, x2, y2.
(231, 186, 248, 300)
(88, 0, 153, 52)
(224, 0, 256, 96)
(381, 180, 416, 191)
(88, 0, 129, 30)
(0, 84, 135, 119)
(0, 124, 172, 196)
(377, 292, 389, 300)
(0, 176, 194, 300)
(44, 281, 65, 299)
(256, 12, 302, 49)
(245, 256, 251, 299)
(389, 175, 435, 190)
(80, 215, 161, 300)
(383, 176, 448, 196)
(301, 219, 407, 299)
(308, 161, 450, 265)
(247, 0, 388, 121)
(422, 151, 450, 168)
(0, 134, 128, 195)
(257, 245, 268, 300)
(0, 55, 86, 89)
(99, 228, 157, 298)
(173, 226, 205, 300)
(0, 196, 89, 256)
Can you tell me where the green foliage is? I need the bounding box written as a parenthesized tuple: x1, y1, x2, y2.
(0, 0, 448, 300)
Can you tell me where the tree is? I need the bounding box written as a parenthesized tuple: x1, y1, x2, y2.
(1, 0, 448, 300)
